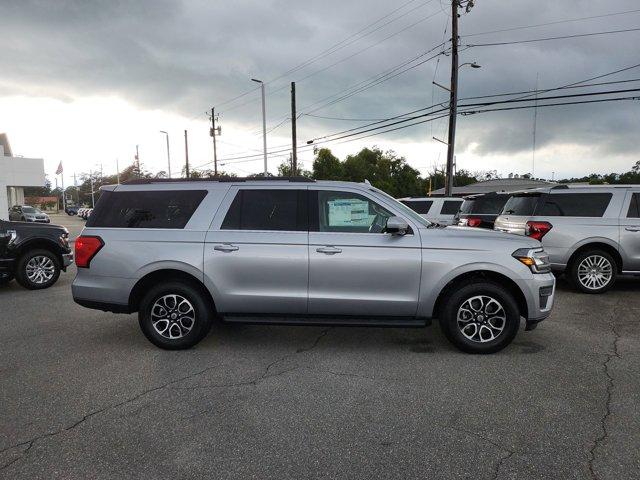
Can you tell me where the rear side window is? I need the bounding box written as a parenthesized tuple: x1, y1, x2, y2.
(221, 189, 307, 231)
(401, 200, 432, 214)
(440, 200, 462, 215)
(87, 190, 207, 228)
(627, 193, 640, 218)
(540, 193, 612, 217)
(461, 195, 509, 214)
(502, 195, 541, 216)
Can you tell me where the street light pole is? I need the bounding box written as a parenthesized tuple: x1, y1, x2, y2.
(160, 131, 171, 178)
(252, 78, 268, 176)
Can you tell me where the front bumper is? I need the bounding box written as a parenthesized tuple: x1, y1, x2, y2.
(62, 252, 74, 269)
(523, 273, 556, 330)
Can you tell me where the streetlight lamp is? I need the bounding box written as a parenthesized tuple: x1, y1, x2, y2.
(251, 78, 268, 176)
(459, 62, 481, 69)
(159, 130, 171, 178)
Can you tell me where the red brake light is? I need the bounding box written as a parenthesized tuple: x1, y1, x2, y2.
(75, 236, 104, 268)
(467, 217, 482, 228)
(525, 221, 552, 241)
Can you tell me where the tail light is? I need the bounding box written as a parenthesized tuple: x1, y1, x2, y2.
(467, 217, 482, 228)
(525, 221, 552, 241)
(75, 236, 104, 268)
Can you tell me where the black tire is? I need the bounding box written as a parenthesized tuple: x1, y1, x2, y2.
(138, 282, 213, 350)
(439, 281, 520, 354)
(568, 249, 616, 294)
(15, 249, 61, 290)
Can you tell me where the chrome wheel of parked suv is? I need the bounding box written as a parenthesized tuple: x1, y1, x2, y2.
(457, 295, 506, 343)
(569, 250, 616, 294)
(139, 282, 213, 350)
(16, 249, 61, 290)
(440, 281, 520, 354)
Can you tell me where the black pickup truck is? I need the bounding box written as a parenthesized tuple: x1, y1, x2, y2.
(0, 220, 73, 289)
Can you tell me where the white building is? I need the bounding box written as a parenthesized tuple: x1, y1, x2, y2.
(0, 134, 46, 220)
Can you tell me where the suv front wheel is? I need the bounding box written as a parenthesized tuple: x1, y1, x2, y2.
(15, 249, 61, 290)
(439, 282, 520, 354)
(139, 282, 213, 350)
(569, 249, 616, 294)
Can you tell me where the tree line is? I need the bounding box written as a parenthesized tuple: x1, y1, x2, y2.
(24, 147, 640, 206)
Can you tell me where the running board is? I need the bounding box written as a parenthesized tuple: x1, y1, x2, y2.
(221, 314, 430, 328)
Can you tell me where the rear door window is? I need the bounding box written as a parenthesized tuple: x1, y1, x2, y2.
(87, 190, 207, 228)
(400, 200, 432, 214)
(627, 193, 640, 218)
(221, 189, 308, 231)
(502, 195, 541, 216)
(540, 193, 612, 217)
(440, 200, 463, 215)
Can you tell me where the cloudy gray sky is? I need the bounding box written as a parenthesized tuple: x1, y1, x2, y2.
(1, 0, 639, 184)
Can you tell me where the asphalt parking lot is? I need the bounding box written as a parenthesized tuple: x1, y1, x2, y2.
(1, 215, 638, 479)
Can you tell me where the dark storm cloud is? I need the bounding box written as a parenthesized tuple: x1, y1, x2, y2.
(1, 0, 639, 158)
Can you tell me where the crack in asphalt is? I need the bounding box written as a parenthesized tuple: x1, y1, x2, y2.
(172, 327, 332, 391)
(587, 299, 623, 480)
(0, 327, 332, 471)
(447, 425, 517, 480)
(0, 363, 222, 471)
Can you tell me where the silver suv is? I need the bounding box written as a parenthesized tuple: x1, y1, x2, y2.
(494, 185, 640, 293)
(72, 178, 555, 354)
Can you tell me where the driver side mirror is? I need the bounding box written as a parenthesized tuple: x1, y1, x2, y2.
(385, 216, 409, 236)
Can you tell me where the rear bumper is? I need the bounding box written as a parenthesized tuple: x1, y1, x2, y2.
(72, 270, 135, 314)
(73, 297, 131, 314)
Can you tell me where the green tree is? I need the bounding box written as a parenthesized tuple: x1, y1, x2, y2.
(312, 148, 343, 180)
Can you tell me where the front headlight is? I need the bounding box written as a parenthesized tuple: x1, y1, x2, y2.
(512, 248, 551, 274)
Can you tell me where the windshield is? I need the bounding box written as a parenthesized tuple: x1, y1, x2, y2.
(501, 195, 540, 216)
(371, 188, 432, 228)
(22, 207, 37, 213)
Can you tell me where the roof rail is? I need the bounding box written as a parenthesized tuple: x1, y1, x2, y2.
(123, 176, 317, 185)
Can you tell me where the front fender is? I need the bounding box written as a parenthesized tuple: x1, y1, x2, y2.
(418, 260, 534, 318)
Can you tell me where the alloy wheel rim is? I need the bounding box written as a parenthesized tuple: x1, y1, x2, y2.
(457, 295, 506, 343)
(577, 255, 613, 290)
(25, 256, 55, 284)
(150, 294, 195, 340)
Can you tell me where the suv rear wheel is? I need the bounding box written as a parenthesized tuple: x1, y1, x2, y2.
(138, 282, 213, 350)
(15, 249, 61, 290)
(569, 249, 616, 294)
(439, 282, 520, 354)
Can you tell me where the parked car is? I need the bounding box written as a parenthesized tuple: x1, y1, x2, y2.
(73, 178, 555, 354)
(0, 219, 73, 289)
(456, 192, 511, 229)
(398, 197, 463, 225)
(65, 206, 79, 216)
(8, 205, 51, 223)
(494, 185, 640, 293)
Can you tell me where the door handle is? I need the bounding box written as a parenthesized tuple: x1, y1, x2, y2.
(625, 227, 640, 232)
(214, 244, 239, 252)
(316, 246, 342, 255)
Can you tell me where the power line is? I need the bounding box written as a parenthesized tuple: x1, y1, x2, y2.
(214, 0, 434, 111)
(466, 26, 640, 47)
(463, 8, 640, 38)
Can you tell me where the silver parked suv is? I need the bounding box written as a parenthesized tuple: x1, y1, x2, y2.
(72, 178, 555, 353)
(494, 185, 640, 293)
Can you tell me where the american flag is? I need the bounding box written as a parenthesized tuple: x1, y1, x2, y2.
(55, 162, 63, 175)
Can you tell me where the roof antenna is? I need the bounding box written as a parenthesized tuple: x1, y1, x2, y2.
(364, 179, 371, 185)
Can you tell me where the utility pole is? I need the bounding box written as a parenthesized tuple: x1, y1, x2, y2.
(445, 0, 459, 197)
(251, 78, 268, 176)
(184, 129, 190, 178)
(116, 158, 120, 184)
(210, 107, 219, 176)
(291, 82, 298, 175)
(135, 145, 140, 176)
